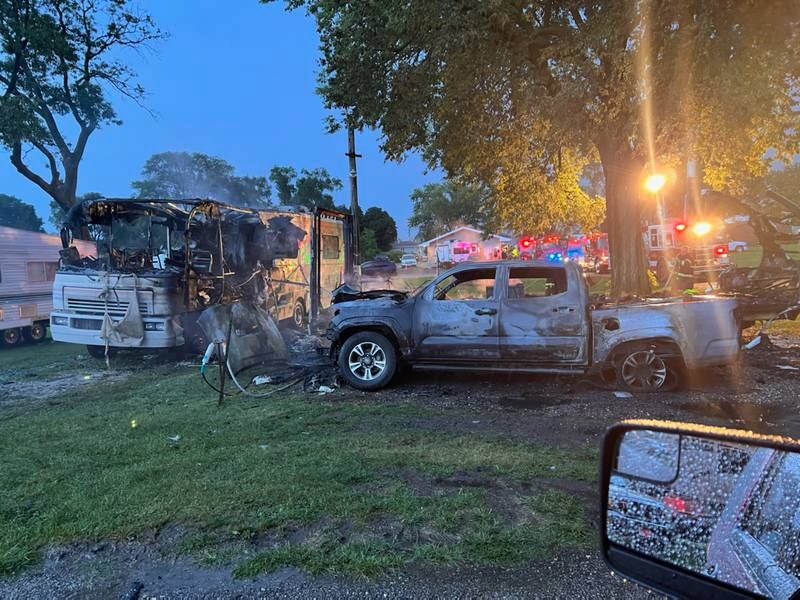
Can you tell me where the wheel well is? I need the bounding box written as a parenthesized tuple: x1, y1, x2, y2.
(608, 338, 684, 366)
(334, 325, 401, 357)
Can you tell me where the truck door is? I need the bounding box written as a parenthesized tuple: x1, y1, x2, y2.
(412, 266, 500, 361)
(498, 266, 587, 364)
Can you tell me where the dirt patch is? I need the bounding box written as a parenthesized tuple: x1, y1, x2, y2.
(0, 370, 129, 406)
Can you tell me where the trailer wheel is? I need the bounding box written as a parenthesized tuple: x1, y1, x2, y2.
(25, 323, 47, 343)
(2, 328, 21, 346)
(338, 331, 397, 391)
(86, 344, 116, 359)
(293, 299, 307, 328)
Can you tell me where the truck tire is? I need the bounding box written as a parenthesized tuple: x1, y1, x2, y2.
(615, 345, 680, 393)
(86, 344, 116, 359)
(338, 331, 397, 391)
(25, 322, 47, 343)
(2, 328, 21, 346)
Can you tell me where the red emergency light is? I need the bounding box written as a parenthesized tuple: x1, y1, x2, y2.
(674, 222, 687, 233)
(714, 244, 728, 258)
(520, 238, 533, 249)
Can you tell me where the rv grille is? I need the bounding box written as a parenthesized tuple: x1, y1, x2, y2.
(72, 318, 102, 330)
(67, 298, 149, 317)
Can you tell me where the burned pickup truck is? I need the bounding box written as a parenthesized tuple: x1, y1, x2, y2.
(328, 261, 740, 391)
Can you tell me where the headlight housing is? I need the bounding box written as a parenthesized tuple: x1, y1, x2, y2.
(143, 321, 165, 331)
(51, 316, 69, 326)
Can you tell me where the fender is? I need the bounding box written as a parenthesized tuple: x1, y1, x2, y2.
(329, 315, 412, 357)
(593, 325, 683, 366)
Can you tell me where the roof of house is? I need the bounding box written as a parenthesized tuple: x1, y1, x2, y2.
(418, 226, 512, 247)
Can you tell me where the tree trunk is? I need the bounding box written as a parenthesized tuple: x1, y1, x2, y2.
(597, 137, 651, 298)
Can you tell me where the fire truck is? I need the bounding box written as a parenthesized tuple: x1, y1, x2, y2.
(644, 218, 730, 286)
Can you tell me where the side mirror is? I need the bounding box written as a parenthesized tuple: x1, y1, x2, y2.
(602, 420, 800, 600)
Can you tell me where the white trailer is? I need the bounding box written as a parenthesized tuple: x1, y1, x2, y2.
(0, 226, 95, 346)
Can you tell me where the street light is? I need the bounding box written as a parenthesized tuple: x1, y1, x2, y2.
(692, 221, 712, 236)
(643, 173, 667, 194)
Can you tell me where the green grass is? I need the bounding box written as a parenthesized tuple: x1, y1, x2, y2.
(0, 345, 596, 578)
(0, 337, 85, 374)
(732, 243, 800, 268)
(234, 489, 588, 578)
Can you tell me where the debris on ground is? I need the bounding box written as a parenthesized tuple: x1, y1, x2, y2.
(613, 391, 633, 399)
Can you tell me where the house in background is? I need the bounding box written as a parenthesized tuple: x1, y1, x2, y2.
(418, 226, 512, 264)
(391, 239, 420, 256)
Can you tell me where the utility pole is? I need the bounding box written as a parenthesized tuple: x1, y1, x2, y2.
(346, 126, 362, 268)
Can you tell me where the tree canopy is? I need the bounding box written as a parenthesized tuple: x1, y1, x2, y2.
(409, 181, 493, 242)
(0, 0, 164, 214)
(132, 152, 271, 208)
(0, 194, 44, 231)
(282, 0, 800, 295)
(269, 165, 343, 210)
(360, 206, 397, 251)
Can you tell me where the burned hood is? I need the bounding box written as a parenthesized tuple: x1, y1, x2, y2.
(331, 284, 407, 304)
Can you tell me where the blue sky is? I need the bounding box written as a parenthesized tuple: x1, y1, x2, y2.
(0, 0, 441, 237)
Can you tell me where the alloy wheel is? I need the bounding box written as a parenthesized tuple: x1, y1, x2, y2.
(620, 350, 668, 391)
(348, 341, 387, 381)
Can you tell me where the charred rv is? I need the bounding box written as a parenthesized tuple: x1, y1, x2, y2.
(51, 198, 352, 357)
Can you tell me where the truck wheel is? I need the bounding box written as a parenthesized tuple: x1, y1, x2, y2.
(616, 347, 680, 393)
(86, 344, 116, 360)
(2, 328, 21, 346)
(338, 331, 397, 391)
(293, 299, 307, 329)
(25, 323, 47, 343)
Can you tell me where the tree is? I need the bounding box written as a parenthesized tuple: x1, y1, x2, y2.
(747, 163, 800, 203)
(409, 181, 493, 241)
(268, 165, 342, 209)
(49, 191, 102, 230)
(0, 0, 165, 217)
(361, 207, 397, 250)
(269, 166, 297, 205)
(281, 0, 800, 296)
(132, 152, 271, 208)
(359, 228, 379, 260)
(0, 194, 43, 231)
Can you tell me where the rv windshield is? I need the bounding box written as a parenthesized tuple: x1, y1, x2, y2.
(96, 214, 174, 271)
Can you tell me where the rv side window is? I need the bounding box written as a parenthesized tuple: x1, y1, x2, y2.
(27, 261, 58, 282)
(322, 235, 340, 259)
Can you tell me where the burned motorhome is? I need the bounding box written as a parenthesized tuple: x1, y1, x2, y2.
(51, 198, 352, 356)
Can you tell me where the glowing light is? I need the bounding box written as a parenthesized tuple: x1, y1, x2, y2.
(692, 221, 712, 236)
(674, 222, 687, 233)
(644, 173, 667, 194)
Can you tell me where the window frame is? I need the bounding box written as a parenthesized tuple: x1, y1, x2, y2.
(26, 261, 59, 283)
(428, 267, 498, 302)
(321, 234, 340, 260)
(506, 266, 568, 300)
